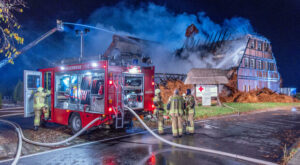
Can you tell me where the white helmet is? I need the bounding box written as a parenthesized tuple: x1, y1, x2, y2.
(37, 87, 43, 92)
(155, 89, 161, 95)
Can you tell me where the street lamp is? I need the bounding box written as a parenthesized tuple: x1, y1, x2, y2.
(75, 28, 90, 62)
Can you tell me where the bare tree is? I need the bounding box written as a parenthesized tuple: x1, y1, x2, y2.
(0, 0, 25, 64)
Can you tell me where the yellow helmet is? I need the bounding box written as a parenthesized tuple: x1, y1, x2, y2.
(37, 87, 43, 92)
(155, 89, 161, 95)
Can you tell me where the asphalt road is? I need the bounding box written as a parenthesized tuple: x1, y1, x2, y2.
(1, 108, 300, 165)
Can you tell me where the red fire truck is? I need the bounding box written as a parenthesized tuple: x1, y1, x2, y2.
(24, 59, 155, 133)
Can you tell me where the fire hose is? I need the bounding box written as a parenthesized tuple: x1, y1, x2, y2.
(0, 117, 101, 165)
(1, 107, 275, 165)
(124, 105, 276, 165)
(0, 120, 22, 165)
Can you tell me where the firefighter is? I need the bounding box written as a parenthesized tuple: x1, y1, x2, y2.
(184, 89, 195, 135)
(153, 89, 165, 135)
(182, 93, 187, 132)
(33, 87, 51, 131)
(167, 89, 184, 138)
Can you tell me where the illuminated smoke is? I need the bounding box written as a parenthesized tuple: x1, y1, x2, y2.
(86, 3, 255, 73)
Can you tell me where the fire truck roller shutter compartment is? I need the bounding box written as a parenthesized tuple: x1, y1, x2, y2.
(55, 70, 105, 114)
(123, 73, 144, 110)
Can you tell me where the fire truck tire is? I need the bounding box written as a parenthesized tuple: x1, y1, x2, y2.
(69, 113, 82, 134)
(124, 119, 133, 129)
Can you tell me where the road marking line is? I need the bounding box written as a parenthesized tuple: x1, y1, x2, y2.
(0, 110, 24, 113)
(0, 107, 23, 111)
(0, 119, 210, 163)
(0, 113, 23, 118)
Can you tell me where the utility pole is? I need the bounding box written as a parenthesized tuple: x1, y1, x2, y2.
(76, 28, 90, 62)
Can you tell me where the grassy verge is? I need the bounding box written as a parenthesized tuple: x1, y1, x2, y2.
(194, 102, 300, 119)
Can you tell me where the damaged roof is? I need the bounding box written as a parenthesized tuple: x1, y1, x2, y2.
(104, 35, 159, 58)
(184, 68, 229, 85)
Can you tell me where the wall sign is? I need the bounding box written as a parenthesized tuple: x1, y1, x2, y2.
(196, 85, 218, 97)
(202, 95, 211, 106)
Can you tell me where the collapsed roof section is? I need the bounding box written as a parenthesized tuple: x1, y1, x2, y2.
(103, 35, 159, 66)
(175, 33, 272, 70)
(60, 34, 158, 66)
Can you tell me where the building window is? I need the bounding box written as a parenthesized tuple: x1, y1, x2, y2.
(250, 59, 255, 68)
(264, 61, 268, 70)
(250, 40, 255, 49)
(248, 85, 251, 91)
(244, 58, 249, 68)
(269, 63, 275, 71)
(258, 42, 262, 51)
(264, 42, 269, 51)
(257, 60, 262, 70)
(244, 85, 247, 92)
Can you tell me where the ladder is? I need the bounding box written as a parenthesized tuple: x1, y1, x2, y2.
(113, 74, 124, 129)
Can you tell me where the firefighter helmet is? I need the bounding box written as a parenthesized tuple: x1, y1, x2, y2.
(37, 87, 43, 92)
(174, 89, 179, 95)
(155, 89, 161, 95)
(186, 89, 191, 95)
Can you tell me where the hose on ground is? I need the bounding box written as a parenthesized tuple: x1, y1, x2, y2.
(0, 117, 101, 147)
(222, 103, 240, 115)
(217, 95, 240, 115)
(124, 105, 276, 165)
(0, 120, 22, 165)
(1, 107, 271, 165)
(0, 117, 101, 165)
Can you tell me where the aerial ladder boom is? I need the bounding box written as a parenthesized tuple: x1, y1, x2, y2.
(0, 20, 64, 68)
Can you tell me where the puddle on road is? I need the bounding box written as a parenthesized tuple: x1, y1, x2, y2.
(291, 107, 298, 112)
(203, 124, 219, 129)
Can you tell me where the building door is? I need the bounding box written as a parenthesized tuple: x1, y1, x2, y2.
(24, 70, 42, 117)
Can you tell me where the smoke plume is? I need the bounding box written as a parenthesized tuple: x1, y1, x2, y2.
(0, 2, 257, 94)
(85, 2, 254, 73)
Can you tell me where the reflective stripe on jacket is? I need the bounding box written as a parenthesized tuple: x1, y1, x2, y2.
(33, 90, 50, 109)
(168, 95, 184, 115)
(185, 95, 195, 114)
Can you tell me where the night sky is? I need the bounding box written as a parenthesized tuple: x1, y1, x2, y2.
(0, 0, 299, 95)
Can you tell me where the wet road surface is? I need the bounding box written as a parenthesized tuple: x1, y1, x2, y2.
(1, 109, 300, 165)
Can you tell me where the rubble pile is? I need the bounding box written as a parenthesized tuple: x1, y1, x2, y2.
(220, 88, 298, 103)
(218, 70, 299, 103)
(23, 127, 72, 143)
(159, 80, 193, 103)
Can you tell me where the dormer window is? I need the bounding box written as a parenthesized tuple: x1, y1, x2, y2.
(244, 58, 249, 68)
(250, 40, 255, 49)
(258, 42, 262, 51)
(264, 43, 269, 51)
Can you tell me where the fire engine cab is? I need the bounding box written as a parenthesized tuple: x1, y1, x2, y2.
(24, 59, 155, 133)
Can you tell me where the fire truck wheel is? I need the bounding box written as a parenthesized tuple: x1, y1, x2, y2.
(124, 119, 133, 129)
(69, 113, 82, 134)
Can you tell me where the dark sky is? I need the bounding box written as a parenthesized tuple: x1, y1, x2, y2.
(0, 0, 299, 95)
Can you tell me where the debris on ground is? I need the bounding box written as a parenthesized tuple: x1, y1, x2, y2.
(220, 88, 299, 103)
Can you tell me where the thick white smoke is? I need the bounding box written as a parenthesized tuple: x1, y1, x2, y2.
(81, 3, 255, 73)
